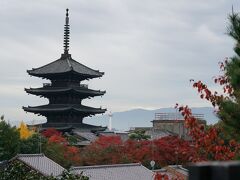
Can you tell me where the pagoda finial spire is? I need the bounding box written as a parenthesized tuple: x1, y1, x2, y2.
(64, 8, 70, 54)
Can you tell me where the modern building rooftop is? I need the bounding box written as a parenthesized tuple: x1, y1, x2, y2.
(153, 112, 205, 121)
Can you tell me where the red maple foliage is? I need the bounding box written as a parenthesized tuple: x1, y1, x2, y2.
(176, 104, 239, 161)
(42, 128, 81, 166)
(41, 128, 62, 138)
(190, 60, 232, 108)
(95, 135, 123, 148)
(64, 146, 81, 164)
(152, 136, 197, 166)
(124, 136, 197, 167)
(48, 134, 68, 145)
(153, 172, 169, 180)
(175, 61, 240, 161)
(80, 135, 196, 168)
(80, 135, 125, 165)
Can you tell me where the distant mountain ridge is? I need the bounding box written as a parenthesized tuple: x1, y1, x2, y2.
(84, 107, 219, 131)
(9, 107, 219, 131)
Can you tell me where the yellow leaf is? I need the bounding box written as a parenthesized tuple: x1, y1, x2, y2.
(18, 121, 34, 139)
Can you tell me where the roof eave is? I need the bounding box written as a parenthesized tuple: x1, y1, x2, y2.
(28, 70, 103, 80)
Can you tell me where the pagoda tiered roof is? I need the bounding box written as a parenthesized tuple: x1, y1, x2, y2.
(23, 104, 106, 115)
(27, 54, 104, 80)
(23, 9, 107, 130)
(25, 86, 105, 98)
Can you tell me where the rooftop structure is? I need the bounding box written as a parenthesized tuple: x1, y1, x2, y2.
(23, 9, 106, 131)
(152, 113, 206, 140)
(154, 112, 205, 121)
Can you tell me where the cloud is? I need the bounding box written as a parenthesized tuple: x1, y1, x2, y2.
(0, 0, 239, 123)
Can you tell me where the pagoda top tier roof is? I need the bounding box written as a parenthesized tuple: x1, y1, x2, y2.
(27, 9, 104, 80)
(27, 54, 104, 79)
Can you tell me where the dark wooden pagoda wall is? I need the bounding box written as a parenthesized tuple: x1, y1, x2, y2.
(47, 114, 84, 124)
(48, 94, 83, 104)
(47, 78, 88, 104)
(39, 75, 98, 128)
(51, 80, 81, 87)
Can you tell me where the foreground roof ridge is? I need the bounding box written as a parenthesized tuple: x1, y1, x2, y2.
(16, 153, 64, 166)
(71, 163, 142, 169)
(17, 153, 44, 157)
(10, 153, 44, 161)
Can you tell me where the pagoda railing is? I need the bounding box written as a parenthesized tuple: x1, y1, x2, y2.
(42, 83, 88, 88)
(80, 84, 88, 88)
(43, 83, 51, 87)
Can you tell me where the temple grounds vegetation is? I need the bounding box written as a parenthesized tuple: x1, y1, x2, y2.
(0, 123, 196, 168)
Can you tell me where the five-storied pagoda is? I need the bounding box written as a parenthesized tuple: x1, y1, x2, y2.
(23, 9, 107, 131)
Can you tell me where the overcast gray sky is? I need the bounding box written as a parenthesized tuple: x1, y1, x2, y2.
(0, 0, 239, 122)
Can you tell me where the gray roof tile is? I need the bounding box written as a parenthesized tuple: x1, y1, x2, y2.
(73, 130, 97, 142)
(145, 129, 174, 140)
(71, 163, 154, 180)
(15, 154, 65, 177)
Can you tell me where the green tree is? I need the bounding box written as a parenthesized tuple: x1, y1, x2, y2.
(216, 11, 240, 141)
(0, 117, 20, 161)
(0, 161, 43, 180)
(0, 161, 89, 180)
(66, 135, 78, 146)
(128, 130, 150, 141)
(60, 171, 89, 180)
(191, 11, 240, 142)
(43, 142, 71, 168)
(20, 133, 46, 154)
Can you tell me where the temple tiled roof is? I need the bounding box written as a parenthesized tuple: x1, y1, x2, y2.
(23, 104, 106, 114)
(27, 54, 104, 78)
(25, 86, 105, 97)
(73, 130, 98, 142)
(71, 163, 154, 180)
(14, 154, 65, 177)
